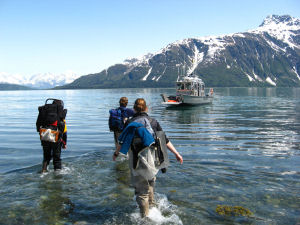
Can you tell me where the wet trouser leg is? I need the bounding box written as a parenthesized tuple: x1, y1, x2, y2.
(42, 141, 52, 171)
(42, 141, 62, 170)
(134, 177, 156, 217)
(113, 131, 121, 148)
(148, 179, 155, 207)
(52, 142, 62, 170)
(41, 161, 48, 172)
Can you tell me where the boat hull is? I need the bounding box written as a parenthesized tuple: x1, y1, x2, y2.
(181, 94, 213, 105)
(161, 94, 213, 106)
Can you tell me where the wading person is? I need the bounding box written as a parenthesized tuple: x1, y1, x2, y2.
(109, 97, 134, 148)
(36, 99, 67, 173)
(113, 98, 183, 218)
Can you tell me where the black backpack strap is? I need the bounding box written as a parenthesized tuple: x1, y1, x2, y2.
(36, 106, 45, 132)
(118, 107, 126, 118)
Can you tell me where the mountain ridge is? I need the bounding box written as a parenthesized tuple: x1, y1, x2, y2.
(59, 14, 300, 89)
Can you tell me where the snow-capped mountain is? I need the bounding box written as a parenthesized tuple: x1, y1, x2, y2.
(0, 72, 28, 86)
(63, 14, 300, 89)
(0, 71, 81, 89)
(253, 15, 300, 51)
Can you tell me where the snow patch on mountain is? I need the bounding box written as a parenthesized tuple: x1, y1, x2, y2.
(142, 67, 152, 80)
(253, 70, 263, 82)
(246, 73, 255, 82)
(292, 66, 300, 81)
(187, 45, 204, 74)
(266, 77, 276, 86)
(124, 53, 153, 67)
(198, 36, 227, 58)
(263, 36, 286, 52)
(233, 33, 246, 38)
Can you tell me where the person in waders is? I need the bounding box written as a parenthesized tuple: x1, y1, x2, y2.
(36, 99, 67, 173)
(113, 98, 183, 218)
(109, 97, 134, 148)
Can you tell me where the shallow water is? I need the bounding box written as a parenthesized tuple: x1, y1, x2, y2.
(0, 87, 299, 224)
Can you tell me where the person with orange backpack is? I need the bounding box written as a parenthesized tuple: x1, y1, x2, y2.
(36, 99, 67, 173)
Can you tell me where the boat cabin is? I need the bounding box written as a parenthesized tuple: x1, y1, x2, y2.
(176, 76, 205, 97)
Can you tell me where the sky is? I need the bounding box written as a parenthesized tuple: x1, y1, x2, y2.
(0, 0, 299, 78)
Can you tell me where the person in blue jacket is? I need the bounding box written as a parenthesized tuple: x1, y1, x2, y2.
(113, 98, 183, 218)
(109, 97, 134, 148)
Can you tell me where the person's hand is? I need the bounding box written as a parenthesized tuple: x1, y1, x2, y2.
(113, 145, 121, 161)
(62, 144, 67, 149)
(175, 153, 183, 164)
(166, 141, 183, 164)
(113, 152, 119, 161)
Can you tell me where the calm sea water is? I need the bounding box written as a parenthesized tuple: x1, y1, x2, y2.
(0, 87, 299, 225)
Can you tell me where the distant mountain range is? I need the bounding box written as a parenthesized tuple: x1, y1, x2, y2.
(60, 15, 300, 89)
(0, 83, 32, 90)
(1, 15, 299, 90)
(0, 71, 81, 90)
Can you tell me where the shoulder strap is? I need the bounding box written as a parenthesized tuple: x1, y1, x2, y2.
(118, 107, 126, 116)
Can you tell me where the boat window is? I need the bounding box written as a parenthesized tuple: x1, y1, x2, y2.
(176, 83, 183, 90)
(186, 83, 191, 90)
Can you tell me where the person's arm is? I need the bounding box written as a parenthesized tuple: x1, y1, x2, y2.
(166, 141, 183, 164)
(113, 144, 121, 161)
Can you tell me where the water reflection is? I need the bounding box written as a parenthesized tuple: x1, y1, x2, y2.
(215, 87, 300, 98)
(162, 104, 212, 125)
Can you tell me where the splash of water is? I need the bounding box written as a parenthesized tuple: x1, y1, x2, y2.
(130, 193, 183, 224)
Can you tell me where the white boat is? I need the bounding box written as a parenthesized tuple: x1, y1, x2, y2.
(161, 74, 213, 106)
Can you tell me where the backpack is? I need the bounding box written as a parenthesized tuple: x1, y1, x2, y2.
(36, 98, 67, 133)
(130, 116, 169, 173)
(109, 108, 125, 132)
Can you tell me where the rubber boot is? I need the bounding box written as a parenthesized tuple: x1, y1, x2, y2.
(41, 161, 48, 173)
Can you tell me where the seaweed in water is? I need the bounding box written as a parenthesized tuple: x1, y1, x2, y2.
(216, 205, 253, 217)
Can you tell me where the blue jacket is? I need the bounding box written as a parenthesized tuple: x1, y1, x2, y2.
(118, 122, 155, 154)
